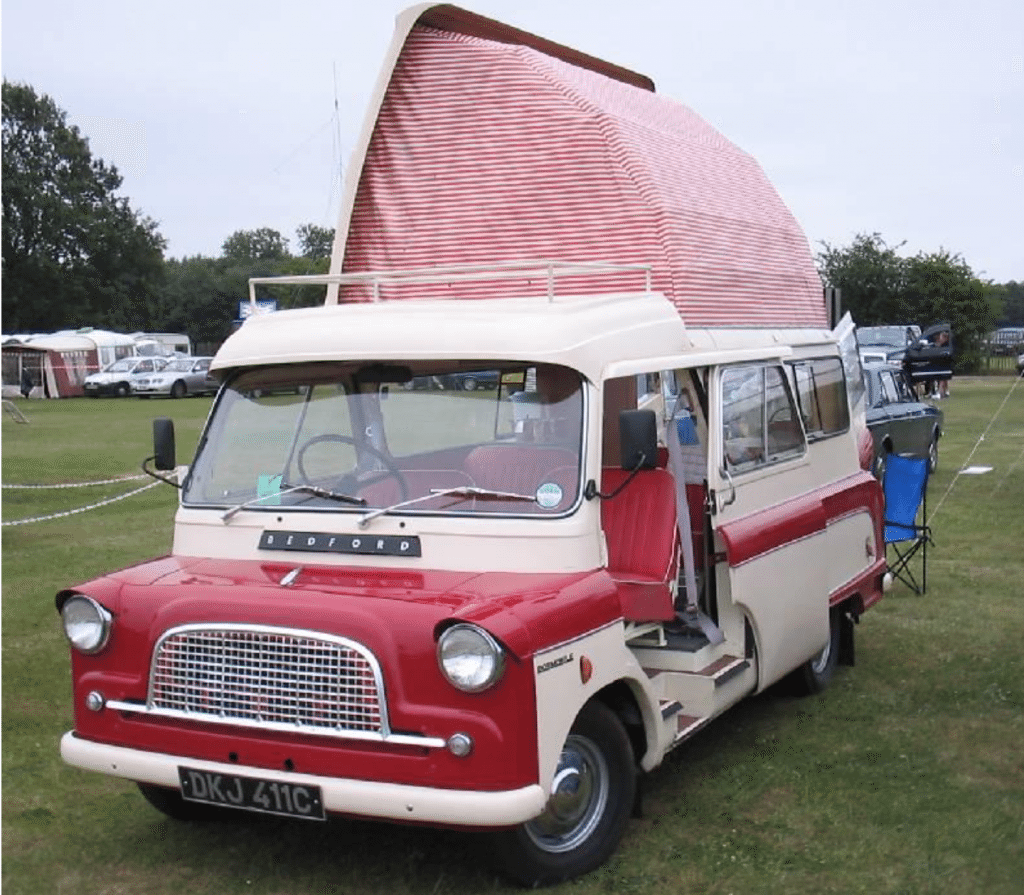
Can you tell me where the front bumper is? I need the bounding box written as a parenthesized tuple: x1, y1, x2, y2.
(61, 731, 546, 827)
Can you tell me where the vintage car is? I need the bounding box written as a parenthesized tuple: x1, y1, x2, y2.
(862, 362, 943, 477)
(856, 324, 920, 365)
(132, 357, 216, 399)
(83, 356, 168, 397)
(55, 5, 887, 887)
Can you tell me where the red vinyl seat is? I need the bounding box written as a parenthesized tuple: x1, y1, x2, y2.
(600, 467, 679, 621)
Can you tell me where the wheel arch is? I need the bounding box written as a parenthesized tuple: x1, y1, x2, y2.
(592, 678, 648, 770)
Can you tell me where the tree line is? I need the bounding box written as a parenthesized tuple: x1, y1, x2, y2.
(4, 81, 1021, 366)
(817, 233, 1022, 372)
(2, 81, 334, 348)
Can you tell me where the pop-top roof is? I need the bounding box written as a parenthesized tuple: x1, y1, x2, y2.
(328, 4, 825, 327)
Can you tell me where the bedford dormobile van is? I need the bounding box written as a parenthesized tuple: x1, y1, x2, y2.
(57, 4, 886, 886)
(58, 262, 884, 886)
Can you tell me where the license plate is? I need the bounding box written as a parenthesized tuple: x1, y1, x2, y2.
(178, 767, 325, 820)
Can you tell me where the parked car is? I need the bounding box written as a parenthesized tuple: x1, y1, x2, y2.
(401, 369, 502, 391)
(132, 356, 216, 398)
(83, 356, 168, 397)
(862, 362, 943, 478)
(857, 324, 920, 365)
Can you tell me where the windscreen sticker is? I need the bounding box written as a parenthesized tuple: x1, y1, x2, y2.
(535, 482, 563, 509)
(257, 473, 284, 505)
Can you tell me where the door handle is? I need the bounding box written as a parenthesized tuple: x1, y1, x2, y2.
(719, 467, 736, 511)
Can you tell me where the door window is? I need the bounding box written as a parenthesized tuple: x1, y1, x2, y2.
(722, 365, 805, 472)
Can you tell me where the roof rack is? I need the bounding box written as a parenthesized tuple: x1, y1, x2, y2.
(247, 260, 652, 308)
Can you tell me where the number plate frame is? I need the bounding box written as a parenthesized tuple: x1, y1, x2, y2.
(178, 766, 326, 821)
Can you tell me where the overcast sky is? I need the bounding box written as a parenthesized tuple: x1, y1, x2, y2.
(3, 0, 1022, 282)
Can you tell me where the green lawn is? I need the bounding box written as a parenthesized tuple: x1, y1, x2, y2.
(2, 380, 1022, 894)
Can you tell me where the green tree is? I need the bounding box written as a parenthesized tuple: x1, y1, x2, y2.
(221, 227, 290, 262)
(993, 281, 1023, 326)
(1, 80, 166, 332)
(817, 232, 908, 325)
(902, 250, 1000, 371)
(817, 233, 1000, 372)
(295, 223, 334, 260)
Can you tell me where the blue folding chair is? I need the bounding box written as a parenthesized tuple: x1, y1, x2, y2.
(882, 453, 932, 594)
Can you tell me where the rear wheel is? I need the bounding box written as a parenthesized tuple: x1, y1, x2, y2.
(494, 700, 635, 887)
(791, 609, 841, 695)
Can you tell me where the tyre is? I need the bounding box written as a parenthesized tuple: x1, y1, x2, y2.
(461, 376, 477, 391)
(137, 783, 238, 822)
(115, 382, 130, 397)
(791, 609, 840, 695)
(494, 700, 635, 887)
(170, 380, 187, 399)
(928, 436, 939, 474)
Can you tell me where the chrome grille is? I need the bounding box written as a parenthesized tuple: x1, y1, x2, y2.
(149, 625, 385, 735)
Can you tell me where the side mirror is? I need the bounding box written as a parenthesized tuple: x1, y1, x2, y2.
(153, 418, 176, 471)
(619, 409, 658, 470)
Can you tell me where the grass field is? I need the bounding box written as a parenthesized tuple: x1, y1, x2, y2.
(3, 381, 1023, 895)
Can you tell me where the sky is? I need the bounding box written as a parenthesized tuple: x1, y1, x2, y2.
(3, 0, 1022, 282)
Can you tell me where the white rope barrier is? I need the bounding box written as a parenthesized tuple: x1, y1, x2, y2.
(1, 480, 163, 527)
(2, 474, 148, 490)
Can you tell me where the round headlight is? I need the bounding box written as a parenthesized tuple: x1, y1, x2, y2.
(437, 624, 505, 693)
(61, 595, 112, 654)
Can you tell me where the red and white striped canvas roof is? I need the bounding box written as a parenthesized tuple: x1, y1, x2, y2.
(338, 8, 825, 328)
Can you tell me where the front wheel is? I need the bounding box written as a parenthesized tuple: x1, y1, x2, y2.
(494, 700, 635, 887)
(928, 436, 939, 474)
(170, 380, 187, 399)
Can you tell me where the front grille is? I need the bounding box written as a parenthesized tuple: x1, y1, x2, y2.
(148, 625, 386, 736)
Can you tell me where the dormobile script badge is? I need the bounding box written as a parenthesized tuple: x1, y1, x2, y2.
(258, 530, 422, 557)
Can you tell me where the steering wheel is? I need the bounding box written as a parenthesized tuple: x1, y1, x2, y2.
(296, 434, 408, 501)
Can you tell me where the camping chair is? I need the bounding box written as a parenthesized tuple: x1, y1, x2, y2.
(882, 453, 932, 594)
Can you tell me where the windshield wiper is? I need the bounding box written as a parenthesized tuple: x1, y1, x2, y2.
(221, 482, 366, 522)
(358, 485, 536, 528)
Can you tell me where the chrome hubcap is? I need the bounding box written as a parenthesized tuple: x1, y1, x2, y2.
(810, 633, 832, 675)
(525, 735, 608, 853)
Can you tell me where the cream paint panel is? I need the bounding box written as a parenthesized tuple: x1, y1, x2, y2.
(172, 507, 605, 574)
(826, 510, 879, 596)
(533, 623, 664, 790)
(61, 733, 546, 827)
(725, 532, 829, 689)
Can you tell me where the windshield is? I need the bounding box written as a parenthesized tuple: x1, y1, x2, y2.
(107, 358, 135, 372)
(164, 359, 192, 372)
(183, 361, 585, 518)
(857, 325, 918, 349)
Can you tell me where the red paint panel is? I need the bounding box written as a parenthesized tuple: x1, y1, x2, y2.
(718, 492, 826, 567)
(62, 559, 627, 791)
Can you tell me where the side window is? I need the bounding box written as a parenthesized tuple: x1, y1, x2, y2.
(893, 372, 914, 401)
(879, 372, 899, 404)
(791, 357, 850, 440)
(722, 365, 805, 472)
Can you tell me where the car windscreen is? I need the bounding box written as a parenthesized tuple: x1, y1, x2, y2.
(182, 361, 585, 518)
